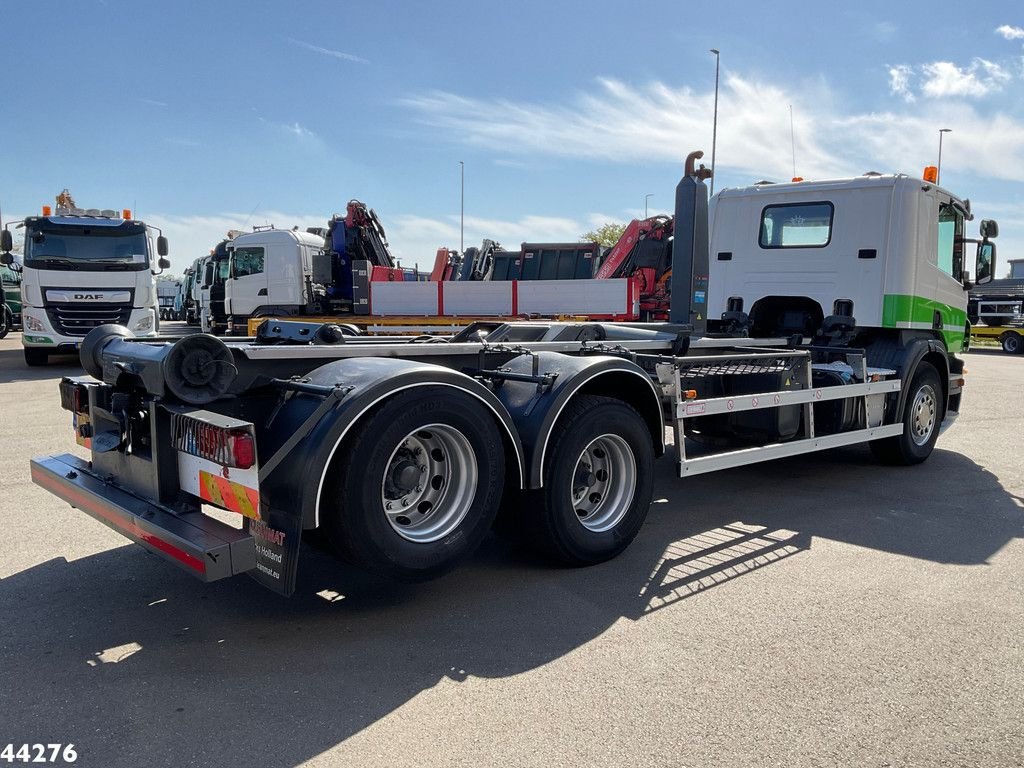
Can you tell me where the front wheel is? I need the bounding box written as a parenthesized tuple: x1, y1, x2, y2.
(871, 362, 942, 465)
(520, 394, 655, 565)
(320, 387, 506, 581)
(24, 347, 48, 367)
(1001, 333, 1022, 354)
(0, 306, 9, 339)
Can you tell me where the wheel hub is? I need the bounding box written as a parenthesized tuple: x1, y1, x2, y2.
(910, 384, 937, 446)
(381, 425, 478, 543)
(570, 434, 637, 533)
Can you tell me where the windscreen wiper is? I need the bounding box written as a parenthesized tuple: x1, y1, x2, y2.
(33, 257, 80, 270)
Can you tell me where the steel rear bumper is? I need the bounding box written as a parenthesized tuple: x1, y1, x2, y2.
(31, 454, 256, 581)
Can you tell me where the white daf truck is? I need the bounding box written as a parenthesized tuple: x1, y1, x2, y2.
(1, 201, 170, 366)
(29, 154, 996, 596)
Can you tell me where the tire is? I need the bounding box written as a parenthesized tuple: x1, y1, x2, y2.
(24, 347, 49, 367)
(0, 306, 9, 339)
(870, 361, 942, 465)
(320, 387, 505, 581)
(1001, 333, 1022, 354)
(520, 394, 655, 565)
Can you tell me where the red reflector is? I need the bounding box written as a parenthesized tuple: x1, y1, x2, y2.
(231, 432, 256, 470)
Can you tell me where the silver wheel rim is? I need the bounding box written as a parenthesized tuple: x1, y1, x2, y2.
(381, 423, 478, 543)
(910, 384, 937, 446)
(570, 434, 636, 533)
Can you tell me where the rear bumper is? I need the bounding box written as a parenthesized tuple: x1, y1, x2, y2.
(31, 453, 256, 582)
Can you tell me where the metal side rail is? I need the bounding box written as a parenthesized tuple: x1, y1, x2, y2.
(30, 454, 256, 581)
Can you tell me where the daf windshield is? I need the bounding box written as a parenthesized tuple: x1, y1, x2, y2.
(22, 218, 150, 271)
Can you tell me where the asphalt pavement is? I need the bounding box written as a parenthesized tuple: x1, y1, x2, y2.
(1, 328, 1022, 767)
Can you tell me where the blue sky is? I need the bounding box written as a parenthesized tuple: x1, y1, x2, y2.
(3, 0, 1024, 274)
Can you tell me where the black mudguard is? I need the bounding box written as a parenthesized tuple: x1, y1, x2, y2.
(490, 352, 665, 488)
(258, 357, 526, 531)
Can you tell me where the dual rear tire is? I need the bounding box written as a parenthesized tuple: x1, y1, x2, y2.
(319, 391, 655, 580)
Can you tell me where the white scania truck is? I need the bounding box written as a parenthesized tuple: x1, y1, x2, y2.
(0, 199, 170, 366)
(29, 154, 997, 596)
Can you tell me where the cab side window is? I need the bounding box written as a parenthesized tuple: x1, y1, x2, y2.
(936, 203, 963, 279)
(232, 247, 265, 278)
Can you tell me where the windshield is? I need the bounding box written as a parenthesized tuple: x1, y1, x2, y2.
(22, 219, 150, 271)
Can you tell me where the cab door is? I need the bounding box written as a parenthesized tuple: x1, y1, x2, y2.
(932, 200, 969, 351)
(229, 246, 268, 316)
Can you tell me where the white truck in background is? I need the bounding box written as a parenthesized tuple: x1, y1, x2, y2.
(1, 193, 170, 365)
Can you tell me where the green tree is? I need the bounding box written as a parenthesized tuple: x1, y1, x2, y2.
(581, 222, 626, 247)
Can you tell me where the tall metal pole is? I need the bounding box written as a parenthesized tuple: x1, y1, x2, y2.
(709, 48, 720, 196)
(644, 193, 653, 218)
(937, 128, 951, 185)
(459, 160, 465, 253)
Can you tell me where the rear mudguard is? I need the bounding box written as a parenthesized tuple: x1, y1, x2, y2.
(258, 357, 526, 530)
(488, 352, 665, 488)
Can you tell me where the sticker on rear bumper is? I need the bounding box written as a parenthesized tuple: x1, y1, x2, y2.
(199, 470, 260, 519)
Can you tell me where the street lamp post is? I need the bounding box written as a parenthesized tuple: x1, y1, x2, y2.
(937, 128, 952, 185)
(644, 193, 653, 218)
(709, 48, 720, 196)
(459, 160, 465, 253)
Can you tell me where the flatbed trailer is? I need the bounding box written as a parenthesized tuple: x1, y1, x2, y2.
(970, 323, 1024, 354)
(28, 152, 998, 596)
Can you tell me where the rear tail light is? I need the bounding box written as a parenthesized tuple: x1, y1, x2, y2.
(59, 379, 90, 413)
(170, 413, 257, 470)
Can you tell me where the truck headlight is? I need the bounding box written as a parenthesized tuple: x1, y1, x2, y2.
(24, 314, 46, 332)
(134, 314, 154, 332)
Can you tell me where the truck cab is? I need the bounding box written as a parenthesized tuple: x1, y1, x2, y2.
(1, 205, 169, 365)
(708, 174, 991, 354)
(224, 228, 327, 328)
(198, 241, 231, 335)
(0, 259, 22, 335)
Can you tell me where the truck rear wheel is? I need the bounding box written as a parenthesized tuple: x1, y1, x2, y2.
(870, 361, 941, 466)
(24, 347, 48, 367)
(1001, 332, 1022, 354)
(320, 387, 505, 581)
(522, 395, 655, 565)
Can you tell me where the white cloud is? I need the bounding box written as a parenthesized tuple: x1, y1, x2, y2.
(920, 58, 1011, 98)
(286, 122, 316, 139)
(403, 73, 1024, 184)
(996, 24, 1024, 40)
(888, 64, 915, 102)
(406, 76, 844, 181)
(285, 37, 367, 64)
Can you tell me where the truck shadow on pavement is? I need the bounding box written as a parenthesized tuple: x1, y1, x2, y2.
(0, 347, 80, 384)
(1, 448, 1020, 767)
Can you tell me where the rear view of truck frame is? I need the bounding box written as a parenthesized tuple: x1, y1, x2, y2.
(27, 152, 998, 595)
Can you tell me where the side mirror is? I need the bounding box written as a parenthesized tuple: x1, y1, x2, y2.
(980, 219, 999, 239)
(157, 236, 169, 257)
(158, 258, 171, 270)
(0, 252, 12, 266)
(976, 242, 995, 285)
(0, 229, 11, 252)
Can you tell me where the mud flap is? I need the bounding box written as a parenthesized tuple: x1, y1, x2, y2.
(245, 508, 303, 596)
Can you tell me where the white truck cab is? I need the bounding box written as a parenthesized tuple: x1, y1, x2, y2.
(708, 173, 991, 354)
(224, 228, 326, 329)
(1, 204, 169, 366)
